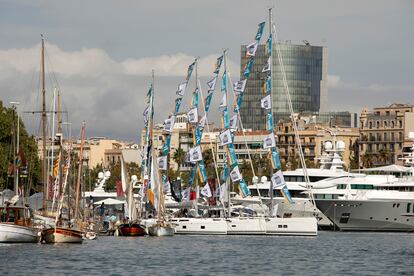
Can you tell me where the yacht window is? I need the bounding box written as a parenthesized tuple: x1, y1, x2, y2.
(201, 226, 205, 229)
(407, 203, 411, 213)
(182, 225, 187, 229)
(337, 184, 347, 189)
(339, 213, 351, 224)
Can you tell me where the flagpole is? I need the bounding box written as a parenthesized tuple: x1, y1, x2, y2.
(268, 7, 275, 216)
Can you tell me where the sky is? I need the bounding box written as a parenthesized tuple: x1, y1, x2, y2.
(0, 0, 413, 142)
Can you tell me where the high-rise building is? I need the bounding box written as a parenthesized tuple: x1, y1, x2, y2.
(240, 42, 328, 130)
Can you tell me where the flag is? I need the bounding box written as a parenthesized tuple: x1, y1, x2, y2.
(229, 114, 238, 130)
(227, 143, 237, 166)
(162, 135, 171, 155)
(219, 129, 232, 146)
(262, 57, 271, 72)
(221, 71, 227, 92)
(263, 133, 276, 149)
(157, 155, 168, 171)
(230, 165, 242, 182)
(198, 161, 208, 183)
(255, 21, 266, 41)
(281, 185, 294, 204)
(267, 112, 273, 131)
(181, 187, 190, 201)
(198, 115, 207, 129)
(246, 41, 258, 57)
(234, 93, 244, 113)
(233, 79, 247, 94)
(195, 127, 202, 146)
(189, 145, 202, 163)
(143, 106, 150, 124)
(261, 94, 271, 110)
(192, 87, 199, 108)
(214, 55, 223, 74)
(163, 116, 175, 133)
(243, 58, 254, 78)
(266, 34, 272, 56)
(174, 97, 183, 115)
(205, 93, 213, 113)
(271, 148, 282, 170)
(176, 82, 187, 97)
(163, 177, 171, 194)
(207, 77, 217, 91)
(272, 203, 279, 217)
(187, 61, 195, 80)
(219, 94, 227, 109)
(200, 183, 212, 198)
(187, 107, 198, 124)
(271, 170, 285, 189)
(239, 179, 250, 197)
(222, 107, 229, 129)
(221, 162, 229, 183)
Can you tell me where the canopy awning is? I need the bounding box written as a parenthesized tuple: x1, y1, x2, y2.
(94, 198, 126, 205)
(357, 164, 412, 173)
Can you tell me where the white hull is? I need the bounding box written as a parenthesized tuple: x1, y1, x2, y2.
(265, 217, 318, 236)
(171, 218, 228, 235)
(0, 223, 39, 243)
(148, 225, 174, 237)
(226, 217, 267, 235)
(42, 227, 83, 243)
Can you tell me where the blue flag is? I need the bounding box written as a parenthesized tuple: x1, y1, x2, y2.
(266, 34, 272, 56)
(243, 58, 254, 78)
(239, 179, 251, 197)
(205, 93, 213, 113)
(198, 161, 208, 183)
(221, 71, 227, 92)
(192, 88, 199, 108)
(162, 135, 171, 155)
(187, 61, 195, 81)
(267, 112, 273, 131)
(221, 163, 229, 183)
(174, 97, 183, 115)
(222, 107, 229, 129)
(255, 22, 266, 41)
(271, 148, 281, 170)
(188, 165, 197, 186)
(281, 185, 294, 204)
(214, 55, 224, 75)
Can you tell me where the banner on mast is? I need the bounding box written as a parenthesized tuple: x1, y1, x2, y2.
(255, 22, 266, 41)
(230, 165, 242, 182)
(261, 95, 271, 110)
(246, 42, 258, 57)
(263, 133, 276, 149)
(187, 108, 198, 124)
(219, 129, 232, 146)
(176, 82, 187, 97)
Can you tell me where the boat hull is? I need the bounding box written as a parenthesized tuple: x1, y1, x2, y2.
(117, 223, 146, 236)
(226, 217, 267, 235)
(172, 218, 227, 235)
(265, 217, 318, 236)
(315, 199, 414, 231)
(42, 227, 83, 243)
(148, 225, 174, 236)
(0, 223, 39, 243)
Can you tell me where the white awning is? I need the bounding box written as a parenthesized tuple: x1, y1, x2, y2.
(93, 198, 126, 205)
(357, 165, 412, 173)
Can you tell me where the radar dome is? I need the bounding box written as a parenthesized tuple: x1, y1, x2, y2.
(104, 171, 111, 178)
(131, 175, 138, 181)
(98, 172, 104, 179)
(324, 141, 333, 150)
(336, 140, 346, 151)
(260, 176, 268, 183)
(252, 176, 259, 183)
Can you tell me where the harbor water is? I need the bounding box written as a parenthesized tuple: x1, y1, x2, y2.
(1, 231, 413, 275)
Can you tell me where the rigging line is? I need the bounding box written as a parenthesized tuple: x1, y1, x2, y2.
(273, 22, 316, 206)
(44, 46, 62, 93)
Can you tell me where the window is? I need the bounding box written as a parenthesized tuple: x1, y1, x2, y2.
(201, 226, 205, 229)
(406, 203, 411, 213)
(339, 213, 351, 224)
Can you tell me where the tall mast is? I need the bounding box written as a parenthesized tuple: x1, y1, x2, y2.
(223, 51, 231, 218)
(41, 34, 48, 211)
(268, 8, 275, 215)
(57, 90, 62, 134)
(74, 122, 85, 221)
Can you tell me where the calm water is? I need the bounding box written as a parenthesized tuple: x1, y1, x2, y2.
(1, 231, 413, 275)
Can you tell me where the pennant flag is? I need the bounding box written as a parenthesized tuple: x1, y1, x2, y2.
(271, 148, 282, 170)
(162, 135, 171, 155)
(192, 88, 199, 108)
(174, 97, 183, 115)
(189, 145, 202, 163)
(266, 34, 272, 56)
(239, 179, 250, 197)
(222, 107, 229, 129)
(263, 133, 276, 149)
(246, 41, 258, 57)
(205, 93, 213, 113)
(229, 114, 238, 130)
(262, 57, 271, 72)
(234, 93, 244, 113)
(281, 185, 294, 204)
(187, 107, 198, 124)
(188, 165, 197, 186)
(221, 162, 229, 183)
(243, 58, 254, 78)
(219, 129, 232, 146)
(198, 161, 208, 183)
(187, 61, 196, 80)
(255, 21, 266, 41)
(221, 71, 227, 92)
(219, 94, 227, 109)
(198, 115, 207, 129)
(207, 77, 217, 91)
(195, 127, 202, 146)
(264, 75, 272, 94)
(230, 165, 242, 182)
(214, 55, 224, 74)
(233, 79, 247, 94)
(261, 94, 271, 110)
(227, 143, 237, 166)
(157, 155, 168, 171)
(200, 183, 212, 198)
(271, 170, 285, 189)
(272, 203, 279, 217)
(143, 106, 150, 124)
(267, 112, 273, 131)
(176, 82, 187, 97)
(181, 187, 190, 201)
(163, 116, 175, 133)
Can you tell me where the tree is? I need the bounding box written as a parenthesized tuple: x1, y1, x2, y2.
(378, 148, 390, 164)
(361, 152, 374, 168)
(172, 148, 185, 176)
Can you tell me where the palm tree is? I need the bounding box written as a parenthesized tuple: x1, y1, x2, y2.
(361, 152, 373, 168)
(172, 148, 185, 176)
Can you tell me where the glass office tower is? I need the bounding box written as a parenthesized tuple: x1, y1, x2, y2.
(240, 42, 328, 130)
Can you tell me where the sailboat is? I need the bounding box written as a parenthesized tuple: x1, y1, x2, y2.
(0, 104, 38, 242)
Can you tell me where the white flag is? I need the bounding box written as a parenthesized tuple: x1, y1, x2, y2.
(187, 107, 198, 124)
(262, 57, 271, 72)
(189, 145, 202, 163)
(163, 180, 171, 194)
(263, 133, 276, 149)
(214, 183, 226, 200)
(200, 183, 212, 198)
(246, 41, 258, 57)
(271, 170, 285, 189)
(163, 116, 175, 133)
(219, 94, 227, 109)
(261, 95, 271, 110)
(272, 203, 279, 217)
(229, 114, 238, 130)
(176, 82, 187, 97)
(157, 155, 168, 171)
(143, 106, 150, 124)
(219, 129, 232, 146)
(181, 187, 190, 202)
(198, 115, 207, 129)
(207, 77, 217, 91)
(230, 166, 242, 182)
(233, 79, 247, 94)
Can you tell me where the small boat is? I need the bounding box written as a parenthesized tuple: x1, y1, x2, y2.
(117, 222, 146, 236)
(0, 206, 39, 243)
(148, 222, 175, 237)
(42, 227, 83, 243)
(84, 231, 97, 240)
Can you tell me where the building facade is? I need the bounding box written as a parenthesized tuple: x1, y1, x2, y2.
(240, 42, 328, 130)
(359, 103, 414, 167)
